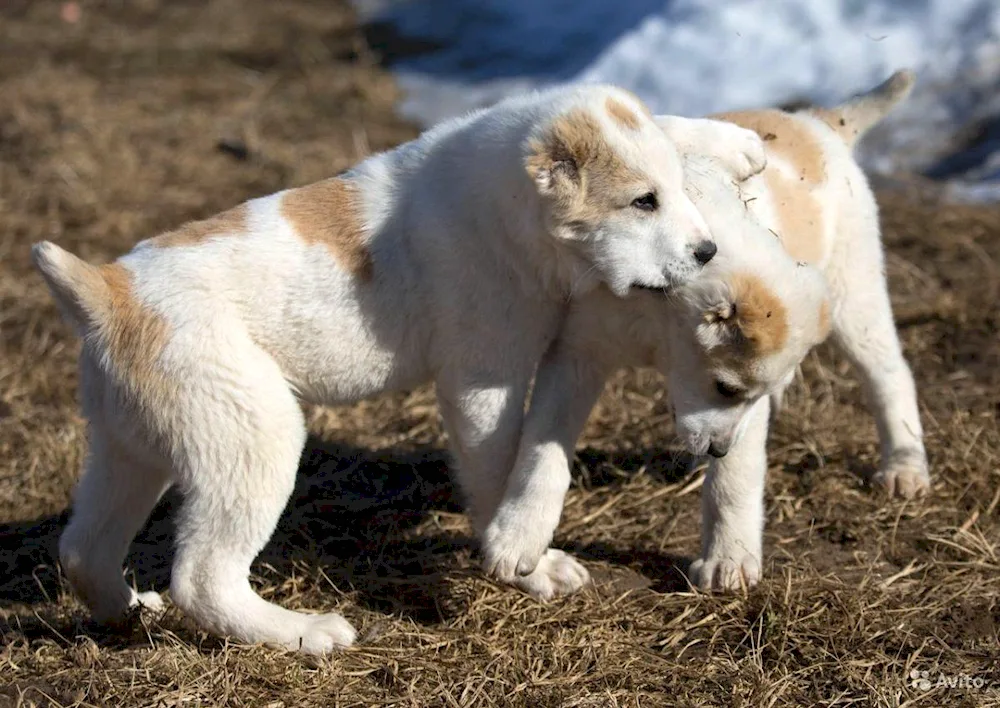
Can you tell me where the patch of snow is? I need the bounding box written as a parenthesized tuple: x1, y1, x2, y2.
(358, 0, 1000, 196)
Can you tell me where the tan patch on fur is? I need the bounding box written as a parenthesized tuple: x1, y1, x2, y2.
(728, 272, 789, 358)
(71, 262, 175, 424)
(712, 109, 827, 185)
(281, 178, 373, 281)
(525, 108, 647, 225)
(151, 204, 248, 248)
(58, 262, 177, 452)
(99, 264, 170, 387)
(762, 168, 825, 264)
(714, 109, 828, 264)
(810, 108, 858, 145)
(605, 97, 641, 130)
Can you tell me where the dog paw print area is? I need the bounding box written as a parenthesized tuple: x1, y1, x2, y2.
(358, 0, 1000, 202)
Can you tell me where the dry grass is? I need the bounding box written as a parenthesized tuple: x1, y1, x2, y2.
(1, 2, 999, 706)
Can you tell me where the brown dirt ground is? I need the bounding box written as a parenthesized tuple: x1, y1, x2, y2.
(1, 2, 999, 706)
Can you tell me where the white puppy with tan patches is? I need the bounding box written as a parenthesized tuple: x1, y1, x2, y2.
(485, 70, 927, 595)
(31, 84, 766, 654)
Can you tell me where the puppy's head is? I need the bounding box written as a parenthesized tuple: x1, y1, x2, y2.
(666, 265, 830, 457)
(525, 88, 716, 297)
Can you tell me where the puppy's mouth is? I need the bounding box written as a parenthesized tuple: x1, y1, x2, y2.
(631, 282, 670, 295)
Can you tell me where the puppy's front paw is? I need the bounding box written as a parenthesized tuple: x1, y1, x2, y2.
(482, 518, 551, 582)
(688, 554, 761, 592)
(719, 124, 767, 181)
(874, 449, 930, 499)
(511, 549, 591, 601)
(134, 590, 166, 619)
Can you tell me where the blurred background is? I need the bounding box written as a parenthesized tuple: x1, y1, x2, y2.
(360, 0, 1000, 201)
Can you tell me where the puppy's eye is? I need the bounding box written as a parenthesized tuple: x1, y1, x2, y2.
(715, 380, 742, 399)
(631, 192, 658, 211)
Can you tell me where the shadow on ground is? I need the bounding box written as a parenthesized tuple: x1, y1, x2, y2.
(0, 436, 457, 622)
(0, 437, 696, 635)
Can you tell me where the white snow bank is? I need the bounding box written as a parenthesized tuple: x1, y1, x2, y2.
(357, 0, 1000, 198)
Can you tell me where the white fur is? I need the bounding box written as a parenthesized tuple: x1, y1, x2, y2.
(484, 95, 928, 596)
(34, 84, 767, 653)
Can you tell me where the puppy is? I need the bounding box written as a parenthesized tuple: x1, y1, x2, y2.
(32, 84, 767, 654)
(484, 70, 925, 595)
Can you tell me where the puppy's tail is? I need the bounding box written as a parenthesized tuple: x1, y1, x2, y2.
(32, 241, 113, 336)
(812, 69, 916, 148)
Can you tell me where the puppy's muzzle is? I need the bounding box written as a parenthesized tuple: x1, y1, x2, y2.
(632, 240, 717, 293)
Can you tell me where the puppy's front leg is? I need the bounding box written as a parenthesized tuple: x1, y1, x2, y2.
(436, 376, 530, 541)
(656, 115, 767, 181)
(481, 342, 608, 600)
(688, 396, 770, 592)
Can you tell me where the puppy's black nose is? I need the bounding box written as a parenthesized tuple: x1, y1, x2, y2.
(707, 441, 729, 458)
(694, 240, 717, 265)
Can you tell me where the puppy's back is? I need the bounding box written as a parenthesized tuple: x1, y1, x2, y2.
(710, 70, 915, 269)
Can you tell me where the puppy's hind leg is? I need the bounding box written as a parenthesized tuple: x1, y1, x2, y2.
(59, 423, 172, 625)
(167, 338, 355, 655)
(830, 251, 929, 498)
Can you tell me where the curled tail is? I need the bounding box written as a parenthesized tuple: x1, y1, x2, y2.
(812, 69, 916, 147)
(32, 241, 113, 336)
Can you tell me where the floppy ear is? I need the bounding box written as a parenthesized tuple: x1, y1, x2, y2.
(700, 298, 752, 353)
(701, 273, 788, 355)
(703, 300, 736, 324)
(525, 140, 580, 197)
(696, 297, 740, 351)
(524, 111, 598, 198)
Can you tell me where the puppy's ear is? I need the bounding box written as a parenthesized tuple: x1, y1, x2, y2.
(703, 300, 736, 324)
(702, 274, 788, 355)
(697, 298, 740, 351)
(525, 143, 579, 196)
(525, 110, 598, 197)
